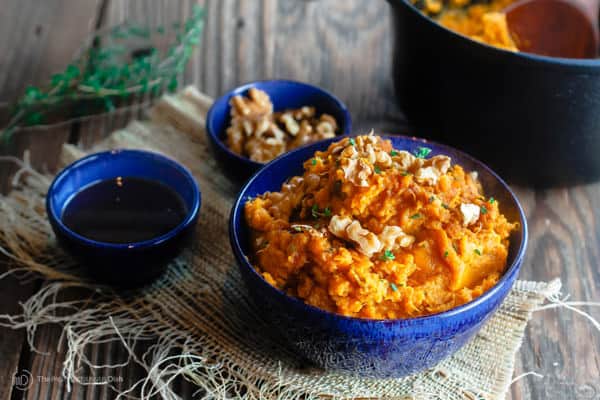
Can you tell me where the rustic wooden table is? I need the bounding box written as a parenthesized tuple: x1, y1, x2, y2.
(0, 1, 598, 399)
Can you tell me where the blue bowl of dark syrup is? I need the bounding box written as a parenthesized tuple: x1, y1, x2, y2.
(47, 149, 201, 287)
(230, 135, 528, 378)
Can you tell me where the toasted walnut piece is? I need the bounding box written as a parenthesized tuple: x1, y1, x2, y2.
(242, 120, 253, 136)
(341, 145, 359, 159)
(279, 112, 300, 136)
(460, 203, 481, 226)
(253, 122, 286, 143)
(415, 166, 440, 185)
(357, 159, 373, 185)
(319, 114, 338, 130)
(265, 176, 306, 219)
(375, 150, 393, 168)
(231, 96, 249, 116)
(392, 151, 417, 170)
(328, 215, 383, 257)
(330, 139, 350, 155)
(255, 117, 271, 136)
(290, 120, 315, 149)
(328, 215, 353, 238)
(292, 106, 315, 120)
(342, 158, 372, 187)
(427, 155, 451, 174)
(282, 176, 304, 193)
(225, 124, 244, 155)
(346, 220, 383, 257)
(379, 226, 415, 250)
(272, 123, 288, 141)
(315, 121, 336, 139)
(245, 137, 285, 163)
(365, 144, 377, 164)
(231, 88, 273, 120)
(414, 155, 452, 185)
(304, 173, 321, 190)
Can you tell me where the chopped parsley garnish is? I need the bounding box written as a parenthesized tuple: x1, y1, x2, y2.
(401, 171, 410, 176)
(374, 166, 382, 174)
(413, 146, 432, 159)
(311, 205, 331, 219)
(390, 150, 399, 157)
(442, 203, 449, 209)
(429, 195, 435, 203)
(381, 249, 395, 261)
(311, 158, 317, 166)
(480, 205, 488, 215)
(474, 249, 482, 256)
(311, 204, 319, 218)
(489, 197, 496, 204)
(390, 282, 398, 292)
(443, 250, 449, 258)
(410, 213, 422, 219)
(349, 138, 356, 146)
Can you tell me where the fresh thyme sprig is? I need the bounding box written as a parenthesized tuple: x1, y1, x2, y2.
(1, 5, 205, 144)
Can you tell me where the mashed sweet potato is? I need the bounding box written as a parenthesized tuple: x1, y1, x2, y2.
(416, 0, 518, 51)
(244, 134, 517, 319)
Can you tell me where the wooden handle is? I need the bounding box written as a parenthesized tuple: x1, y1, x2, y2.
(577, 0, 599, 21)
(505, 0, 599, 58)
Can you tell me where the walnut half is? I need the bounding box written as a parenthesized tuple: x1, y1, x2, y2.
(460, 203, 480, 226)
(328, 215, 382, 257)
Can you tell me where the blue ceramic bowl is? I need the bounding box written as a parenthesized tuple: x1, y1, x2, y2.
(230, 135, 528, 378)
(206, 80, 352, 182)
(388, 0, 600, 186)
(47, 149, 201, 287)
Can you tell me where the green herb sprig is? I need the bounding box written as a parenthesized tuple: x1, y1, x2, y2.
(380, 249, 395, 261)
(311, 205, 332, 219)
(1, 5, 205, 144)
(413, 147, 432, 159)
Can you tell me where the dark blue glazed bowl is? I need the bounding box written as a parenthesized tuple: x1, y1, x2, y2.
(387, 0, 600, 187)
(230, 135, 527, 377)
(47, 149, 201, 287)
(206, 80, 352, 182)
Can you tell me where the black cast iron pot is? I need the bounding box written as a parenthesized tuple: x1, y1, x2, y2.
(388, 0, 600, 187)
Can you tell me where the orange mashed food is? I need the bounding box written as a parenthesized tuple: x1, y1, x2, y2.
(244, 134, 516, 319)
(418, 0, 518, 51)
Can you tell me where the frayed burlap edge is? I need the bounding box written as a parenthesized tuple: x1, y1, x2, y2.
(0, 86, 564, 399)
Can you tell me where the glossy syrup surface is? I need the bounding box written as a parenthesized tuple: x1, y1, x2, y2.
(61, 177, 188, 244)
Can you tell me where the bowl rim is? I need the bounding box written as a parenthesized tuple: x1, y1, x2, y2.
(205, 79, 353, 169)
(390, 0, 600, 69)
(46, 149, 201, 250)
(230, 134, 528, 324)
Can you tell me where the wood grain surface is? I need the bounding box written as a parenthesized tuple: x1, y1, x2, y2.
(0, 1, 599, 399)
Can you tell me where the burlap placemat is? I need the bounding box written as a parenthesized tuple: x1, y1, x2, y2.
(0, 87, 562, 399)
